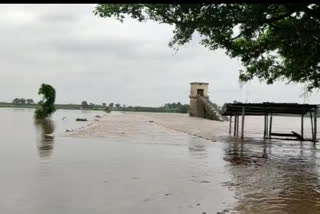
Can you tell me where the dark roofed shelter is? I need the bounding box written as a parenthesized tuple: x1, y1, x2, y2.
(222, 102, 319, 142)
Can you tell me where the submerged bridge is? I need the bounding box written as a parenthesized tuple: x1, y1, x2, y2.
(189, 82, 224, 121)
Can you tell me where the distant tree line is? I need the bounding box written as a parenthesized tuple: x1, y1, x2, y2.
(81, 101, 99, 109)
(162, 102, 189, 113)
(6, 97, 224, 115)
(9, 98, 192, 114)
(80, 101, 190, 113)
(12, 98, 34, 105)
(102, 102, 190, 113)
(81, 101, 113, 112)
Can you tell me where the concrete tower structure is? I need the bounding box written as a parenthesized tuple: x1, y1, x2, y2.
(189, 82, 223, 121)
(189, 82, 209, 117)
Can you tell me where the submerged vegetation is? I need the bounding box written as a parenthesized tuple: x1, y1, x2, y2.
(76, 118, 88, 121)
(34, 84, 56, 120)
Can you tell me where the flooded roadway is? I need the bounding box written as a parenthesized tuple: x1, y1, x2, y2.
(1, 108, 320, 213)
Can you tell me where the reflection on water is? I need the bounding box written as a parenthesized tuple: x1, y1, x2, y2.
(34, 119, 55, 158)
(223, 137, 320, 213)
(224, 137, 270, 166)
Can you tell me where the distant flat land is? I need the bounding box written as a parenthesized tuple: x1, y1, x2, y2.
(0, 102, 188, 113)
(0, 102, 104, 111)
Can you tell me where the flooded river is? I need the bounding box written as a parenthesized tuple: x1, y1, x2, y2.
(1, 108, 320, 213)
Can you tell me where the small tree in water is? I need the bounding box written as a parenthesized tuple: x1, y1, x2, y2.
(34, 84, 56, 120)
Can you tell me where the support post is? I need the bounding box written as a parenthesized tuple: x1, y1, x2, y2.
(266, 113, 269, 138)
(236, 115, 239, 137)
(229, 116, 232, 135)
(234, 113, 237, 136)
(263, 114, 266, 139)
(314, 107, 317, 142)
(241, 107, 245, 139)
(301, 114, 304, 139)
(269, 113, 273, 137)
(235, 115, 237, 137)
(310, 111, 314, 140)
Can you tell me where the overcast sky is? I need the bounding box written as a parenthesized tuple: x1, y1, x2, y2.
(1, 4, 320, 107)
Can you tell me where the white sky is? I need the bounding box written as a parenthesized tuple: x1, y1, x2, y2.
(1, 4, 320, 107)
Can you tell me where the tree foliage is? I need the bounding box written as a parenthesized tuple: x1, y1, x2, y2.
(115, 102, 190, 113)
(81, 101, 89, 108)
(94, 4, 320, 91)
(12, 98, 34, 105)
(34, 84, 56, 120)
(12, 98, 26, 105)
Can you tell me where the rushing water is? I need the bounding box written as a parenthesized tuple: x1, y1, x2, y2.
(1, 108, 320, 214)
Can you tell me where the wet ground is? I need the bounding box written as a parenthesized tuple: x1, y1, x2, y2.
(1, 108, 320, 213)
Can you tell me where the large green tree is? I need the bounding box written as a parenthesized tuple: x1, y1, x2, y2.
(34, 84, 56, 120)
(94, 4, 320, 91)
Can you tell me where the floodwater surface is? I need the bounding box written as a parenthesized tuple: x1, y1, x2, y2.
(1, 108, 320, 214)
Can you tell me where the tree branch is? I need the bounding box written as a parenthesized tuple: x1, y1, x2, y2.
(305, 7, 320, 19)
(231, 32, 243, 41)
(265, 11, 294, 24)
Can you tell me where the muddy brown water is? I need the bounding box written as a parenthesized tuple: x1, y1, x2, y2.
(1, 108, 320, 214)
